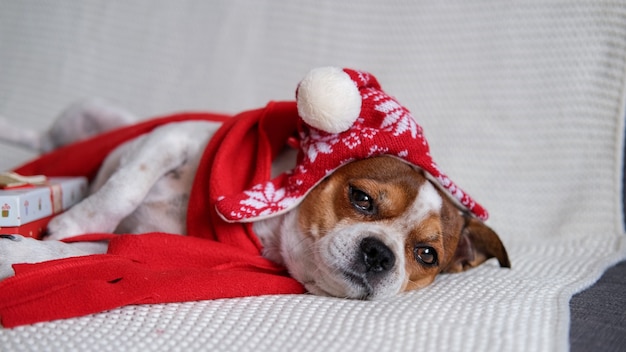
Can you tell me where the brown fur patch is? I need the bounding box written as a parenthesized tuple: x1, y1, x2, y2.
(297, 155, 509, 296)
(298, 156, 422, 238)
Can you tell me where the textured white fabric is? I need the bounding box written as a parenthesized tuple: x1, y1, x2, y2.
(1, 1, 625, 351)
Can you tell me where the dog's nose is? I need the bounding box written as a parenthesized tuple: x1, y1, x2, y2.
(360, 237, 396, 273)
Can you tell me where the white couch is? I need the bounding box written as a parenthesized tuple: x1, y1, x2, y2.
(1, 2, 625, 351)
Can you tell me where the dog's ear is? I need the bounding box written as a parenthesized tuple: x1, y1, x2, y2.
(443, 217, 511, 273)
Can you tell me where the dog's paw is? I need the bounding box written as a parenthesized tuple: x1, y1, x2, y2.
(0, 234, 89, 280)
(46, 211, 90, 240)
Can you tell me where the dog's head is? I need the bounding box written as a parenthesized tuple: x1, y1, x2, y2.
(216, 67, 509, 298)
(286, 155, 510, 299)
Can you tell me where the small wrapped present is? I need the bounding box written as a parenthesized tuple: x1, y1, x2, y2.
(0, 173, 88, 239)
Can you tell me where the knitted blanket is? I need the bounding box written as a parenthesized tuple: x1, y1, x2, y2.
(0, 102, 306, 327)
(1, 2, 626, 351)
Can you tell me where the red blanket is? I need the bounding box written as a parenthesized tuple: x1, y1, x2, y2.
(0, 101, 306, 328)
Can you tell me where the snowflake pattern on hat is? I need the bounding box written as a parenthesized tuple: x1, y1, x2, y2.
(215, 67, 488, 222)
(239, 182, 298, 219)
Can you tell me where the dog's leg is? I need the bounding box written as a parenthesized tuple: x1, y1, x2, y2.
(0, 116, 42, 151)
(0, 234, 107, 280)
(41, 98, 137, 152)
(0, 99, 136, 153)
(46, 121, 220, 240)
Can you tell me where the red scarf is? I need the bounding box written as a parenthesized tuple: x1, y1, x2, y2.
(0, 101, 306, 328)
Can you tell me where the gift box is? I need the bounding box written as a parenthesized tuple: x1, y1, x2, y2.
(0, 176, 88, 239)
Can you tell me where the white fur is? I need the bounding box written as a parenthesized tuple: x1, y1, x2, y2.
(46, 120, 221, 239)
(0, 99, 135, 152)
(0, 103, 221, 279)
(255, 181, 444, 299)
(0, 235, 106, 278)
(0, 100, 443, 301)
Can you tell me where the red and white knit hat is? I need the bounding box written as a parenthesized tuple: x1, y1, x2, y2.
(216, 67, 488, 222)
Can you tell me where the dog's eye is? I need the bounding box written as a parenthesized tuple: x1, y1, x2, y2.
(349, 186, 375, 214)
(414, 246, 438, 266)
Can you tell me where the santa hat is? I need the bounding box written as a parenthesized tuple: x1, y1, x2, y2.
(215, 67, 488, 222)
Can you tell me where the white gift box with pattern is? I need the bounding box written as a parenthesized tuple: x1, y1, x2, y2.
(0, 177, 87, 236)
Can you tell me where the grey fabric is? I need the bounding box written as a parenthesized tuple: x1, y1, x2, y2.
(570, 260, 626, 351)
(570, 121, 626, 351)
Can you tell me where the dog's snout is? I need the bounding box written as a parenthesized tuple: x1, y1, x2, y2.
(360, 237, 395, 273)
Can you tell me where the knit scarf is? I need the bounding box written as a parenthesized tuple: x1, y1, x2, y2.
(0, 101, 306, 328)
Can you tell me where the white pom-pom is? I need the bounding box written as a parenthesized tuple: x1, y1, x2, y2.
(296, 67, 361, 134)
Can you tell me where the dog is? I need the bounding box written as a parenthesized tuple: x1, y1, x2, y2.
(0, 68, 510, 300)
